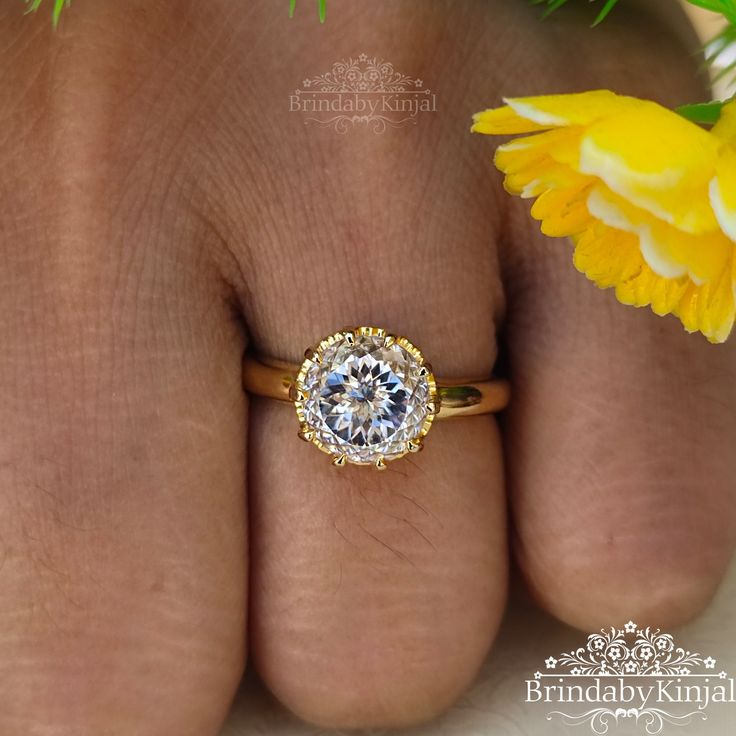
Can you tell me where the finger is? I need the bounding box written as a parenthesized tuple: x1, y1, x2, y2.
(250, 404, 506, 728)
(502, 14, 736, 631)
(230, 8, 510, 728)
(506, 241, 736, 631)
(0, 9, 247, 735)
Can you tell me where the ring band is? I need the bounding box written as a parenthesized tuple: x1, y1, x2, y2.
(242, 357, 509, 418)
(242, 326, 509, 468)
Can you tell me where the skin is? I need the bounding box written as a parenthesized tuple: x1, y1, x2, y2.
(0, 0, 733, 733)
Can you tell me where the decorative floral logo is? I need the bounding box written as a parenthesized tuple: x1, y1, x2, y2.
(289, 53, 436, 133)
(527, 622, 734, 735)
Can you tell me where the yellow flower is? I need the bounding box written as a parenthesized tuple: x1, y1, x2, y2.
(471, 91, 736, 343)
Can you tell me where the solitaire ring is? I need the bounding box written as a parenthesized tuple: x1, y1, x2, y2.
(242, 326, 510, 469)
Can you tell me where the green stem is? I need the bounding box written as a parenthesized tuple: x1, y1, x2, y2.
(288, 0, 326, 22)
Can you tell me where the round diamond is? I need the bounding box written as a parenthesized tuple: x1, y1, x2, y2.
(297, 329, 435, 465)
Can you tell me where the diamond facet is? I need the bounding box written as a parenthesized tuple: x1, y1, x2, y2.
(295, 328, 437, 466)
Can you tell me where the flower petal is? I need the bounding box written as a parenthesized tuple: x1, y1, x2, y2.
(473, 90, 736, 343)
(709, 144, 736, 243)
(675, 264, 735, 344)
(573, 222, 734, 342)
(587, 185, 731, 284)
(471, 106, 549, 135)
(712, 100, 736, 145)
(573, 222, 644, 289)
(504, 90, 635, 127)
(640, 225, 731, 286)
(579, 102, 720, 233)
(574, 223, 689, 316)
(574, 223, 736, 342)
(494, 128, 580, 174)
(501, 158, 589, 199)
(531, 184, 594, 237)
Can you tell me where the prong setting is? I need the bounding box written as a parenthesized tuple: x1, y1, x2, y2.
(303, 347, 321, 364)
(293, 326, 438, 468)
(298, 426, 315, 442)
(290, 386, 307, 402)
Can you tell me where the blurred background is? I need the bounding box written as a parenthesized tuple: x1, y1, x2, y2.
(685, 1, 736, 98)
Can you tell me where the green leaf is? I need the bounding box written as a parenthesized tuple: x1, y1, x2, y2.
(24, 0, 69, 26)
(52, 0, 67, 28)
(532, 0, 736, 27)
(532, 0, 622, 25)
(676, 101, 725, 124)
(592, 0, 621, 26)
(288, 0, 326, 22)
(541, 0, 570, 20)
(684, 0, 736, 25)
(24, 0, 43, 16)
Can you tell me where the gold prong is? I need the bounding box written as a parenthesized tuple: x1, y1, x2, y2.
(289, 386, 307, 402)
(418, 363, 432, 377)
(384, 334, 396, 347)
(333, 454, 347, 467)
(298, 426, 315, 443)
(344, 331, 355, 346)
(426, 401, 437, 415)
(375, 457, 387, 470)
(304, 347, 321, 363)
(407, 439, 423, 453)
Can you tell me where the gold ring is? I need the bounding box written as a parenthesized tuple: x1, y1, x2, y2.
(242, 326, 510, 469)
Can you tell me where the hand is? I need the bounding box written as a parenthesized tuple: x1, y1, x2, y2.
(0, 1, 733, 734)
